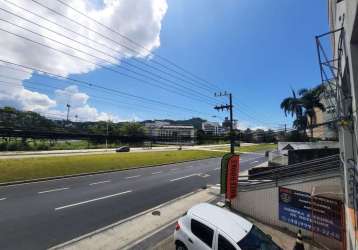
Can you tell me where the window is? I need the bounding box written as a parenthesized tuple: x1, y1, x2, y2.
(191, 219, 213, 247)
(237, 226, 281, 250)
(218, 234, 236, 250)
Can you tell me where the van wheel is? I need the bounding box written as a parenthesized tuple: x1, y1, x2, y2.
(175, 241, 187, 250)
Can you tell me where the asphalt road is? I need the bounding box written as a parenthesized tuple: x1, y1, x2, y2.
(0, 153, 266, 250)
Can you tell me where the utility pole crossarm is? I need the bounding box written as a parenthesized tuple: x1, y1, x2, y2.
(214, 92, 236, 154)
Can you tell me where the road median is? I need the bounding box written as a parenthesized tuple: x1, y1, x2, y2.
(0, 150, 223, 184)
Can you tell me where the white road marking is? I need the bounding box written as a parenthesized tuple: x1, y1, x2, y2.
(38, 187, 69, 194)
(251, 160, 259, 164)
(55, 190, 132, 211)
(125, 175, 141, 179)
(169, 173, 200, 182)
(213, 167, 220, 170)
(151, 171, 162, 175)
(89, 180, 111, 186)
(187, 165, 193, 168)
(0, 197, 7, 201)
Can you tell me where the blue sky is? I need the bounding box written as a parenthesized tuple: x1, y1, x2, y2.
(17, 0, 329, 128)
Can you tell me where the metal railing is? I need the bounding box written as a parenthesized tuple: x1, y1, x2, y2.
(238, 155, 341, 189)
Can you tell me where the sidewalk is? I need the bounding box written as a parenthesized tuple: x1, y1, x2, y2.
(50, 187, 219, 250)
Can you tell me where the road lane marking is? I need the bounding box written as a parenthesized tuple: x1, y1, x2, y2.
(55, 190, 132, 211)
(213, 167, 220, 170)
(251, 160, 259, 164)
(125, 175, 141, 179)
(151, 171, 162, 175)
(187, 165, 193, 168)
(0, 197, 7, 201)
(38, 187, 69, 194)
(169, 173, 200, 182)
(89, 180, 111, 186)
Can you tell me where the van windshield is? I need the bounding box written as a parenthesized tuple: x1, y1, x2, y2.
(237, 225, 282, 250)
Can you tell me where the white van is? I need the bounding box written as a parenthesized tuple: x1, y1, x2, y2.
(174, 203, 282, 250)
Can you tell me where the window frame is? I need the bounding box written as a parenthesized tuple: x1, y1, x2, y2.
(190, 217, 215, 248)
(217, 233, 238, 250)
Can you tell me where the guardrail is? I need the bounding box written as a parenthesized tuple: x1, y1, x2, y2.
(238, 155, 341, 189)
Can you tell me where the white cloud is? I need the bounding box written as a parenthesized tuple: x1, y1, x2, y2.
(0, 0, 168, 120)
(55, 85, 89, 108)
(0, 66, 56, 112)
(53, 85, 121, 122)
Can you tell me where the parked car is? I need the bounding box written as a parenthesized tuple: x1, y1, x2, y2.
(174, 203, 281, 250)
(115, 146, 130, 152)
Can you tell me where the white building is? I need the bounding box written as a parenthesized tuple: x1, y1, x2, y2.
(202, 122, 225, 135)
(144, 121, 195, 144)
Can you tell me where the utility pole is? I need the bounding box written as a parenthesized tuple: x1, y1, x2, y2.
(214, 92, 235, 154)
(66, 104, 71, 122)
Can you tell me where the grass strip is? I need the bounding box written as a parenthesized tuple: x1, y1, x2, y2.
(0, 150, 223, 183)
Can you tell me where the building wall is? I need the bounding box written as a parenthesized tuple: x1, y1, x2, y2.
(232, 175, 343, 249)
(328, 1, 358, 248)
(312, 88, 338, 140)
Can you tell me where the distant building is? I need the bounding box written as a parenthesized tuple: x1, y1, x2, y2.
(144, 121, 195, 144)
(222, 117, 238, 130)
(201, 122, 225, 136)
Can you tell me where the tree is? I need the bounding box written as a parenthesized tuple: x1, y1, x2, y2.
(280, 86, 325, 139)
(120, 122, 145, 137)
(298, 86, 326, 138)
(243, 128, 253, 142)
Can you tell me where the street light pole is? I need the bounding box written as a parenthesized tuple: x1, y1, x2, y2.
(66, 104, 71, 122)
(106, 120, 109, 150)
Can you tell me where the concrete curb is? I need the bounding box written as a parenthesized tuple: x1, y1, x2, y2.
(0, 157, 220, 187)
(49, 187, 209, 250)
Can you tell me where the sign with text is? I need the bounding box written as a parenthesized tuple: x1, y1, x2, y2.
(226, 155, 240, 200)
(278, 187, 343, 241)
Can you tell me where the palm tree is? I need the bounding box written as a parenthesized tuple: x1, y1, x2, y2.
(280, 89, 303, 118)
(298, 86, 326, 138)
(280, 89, 306, 135)
(280, 86, 326, 139)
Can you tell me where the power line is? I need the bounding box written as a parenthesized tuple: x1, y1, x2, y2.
(3, 0, 281, 125)
(0, 3, 215, 95)
(0, 59, 223, 119)
(41, 0, 285, 124)
(52, 0, 221, 92)
(0, 74, 200, 119)
(25, 0, 219, 94)
(0, 18, 217, 106)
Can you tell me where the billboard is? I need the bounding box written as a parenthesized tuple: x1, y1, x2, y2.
(278, 187, 343, 241)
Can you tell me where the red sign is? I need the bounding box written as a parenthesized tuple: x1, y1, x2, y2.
(226, 155, 240, 200)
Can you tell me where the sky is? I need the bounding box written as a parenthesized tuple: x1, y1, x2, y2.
(0, 0, 330, 130)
